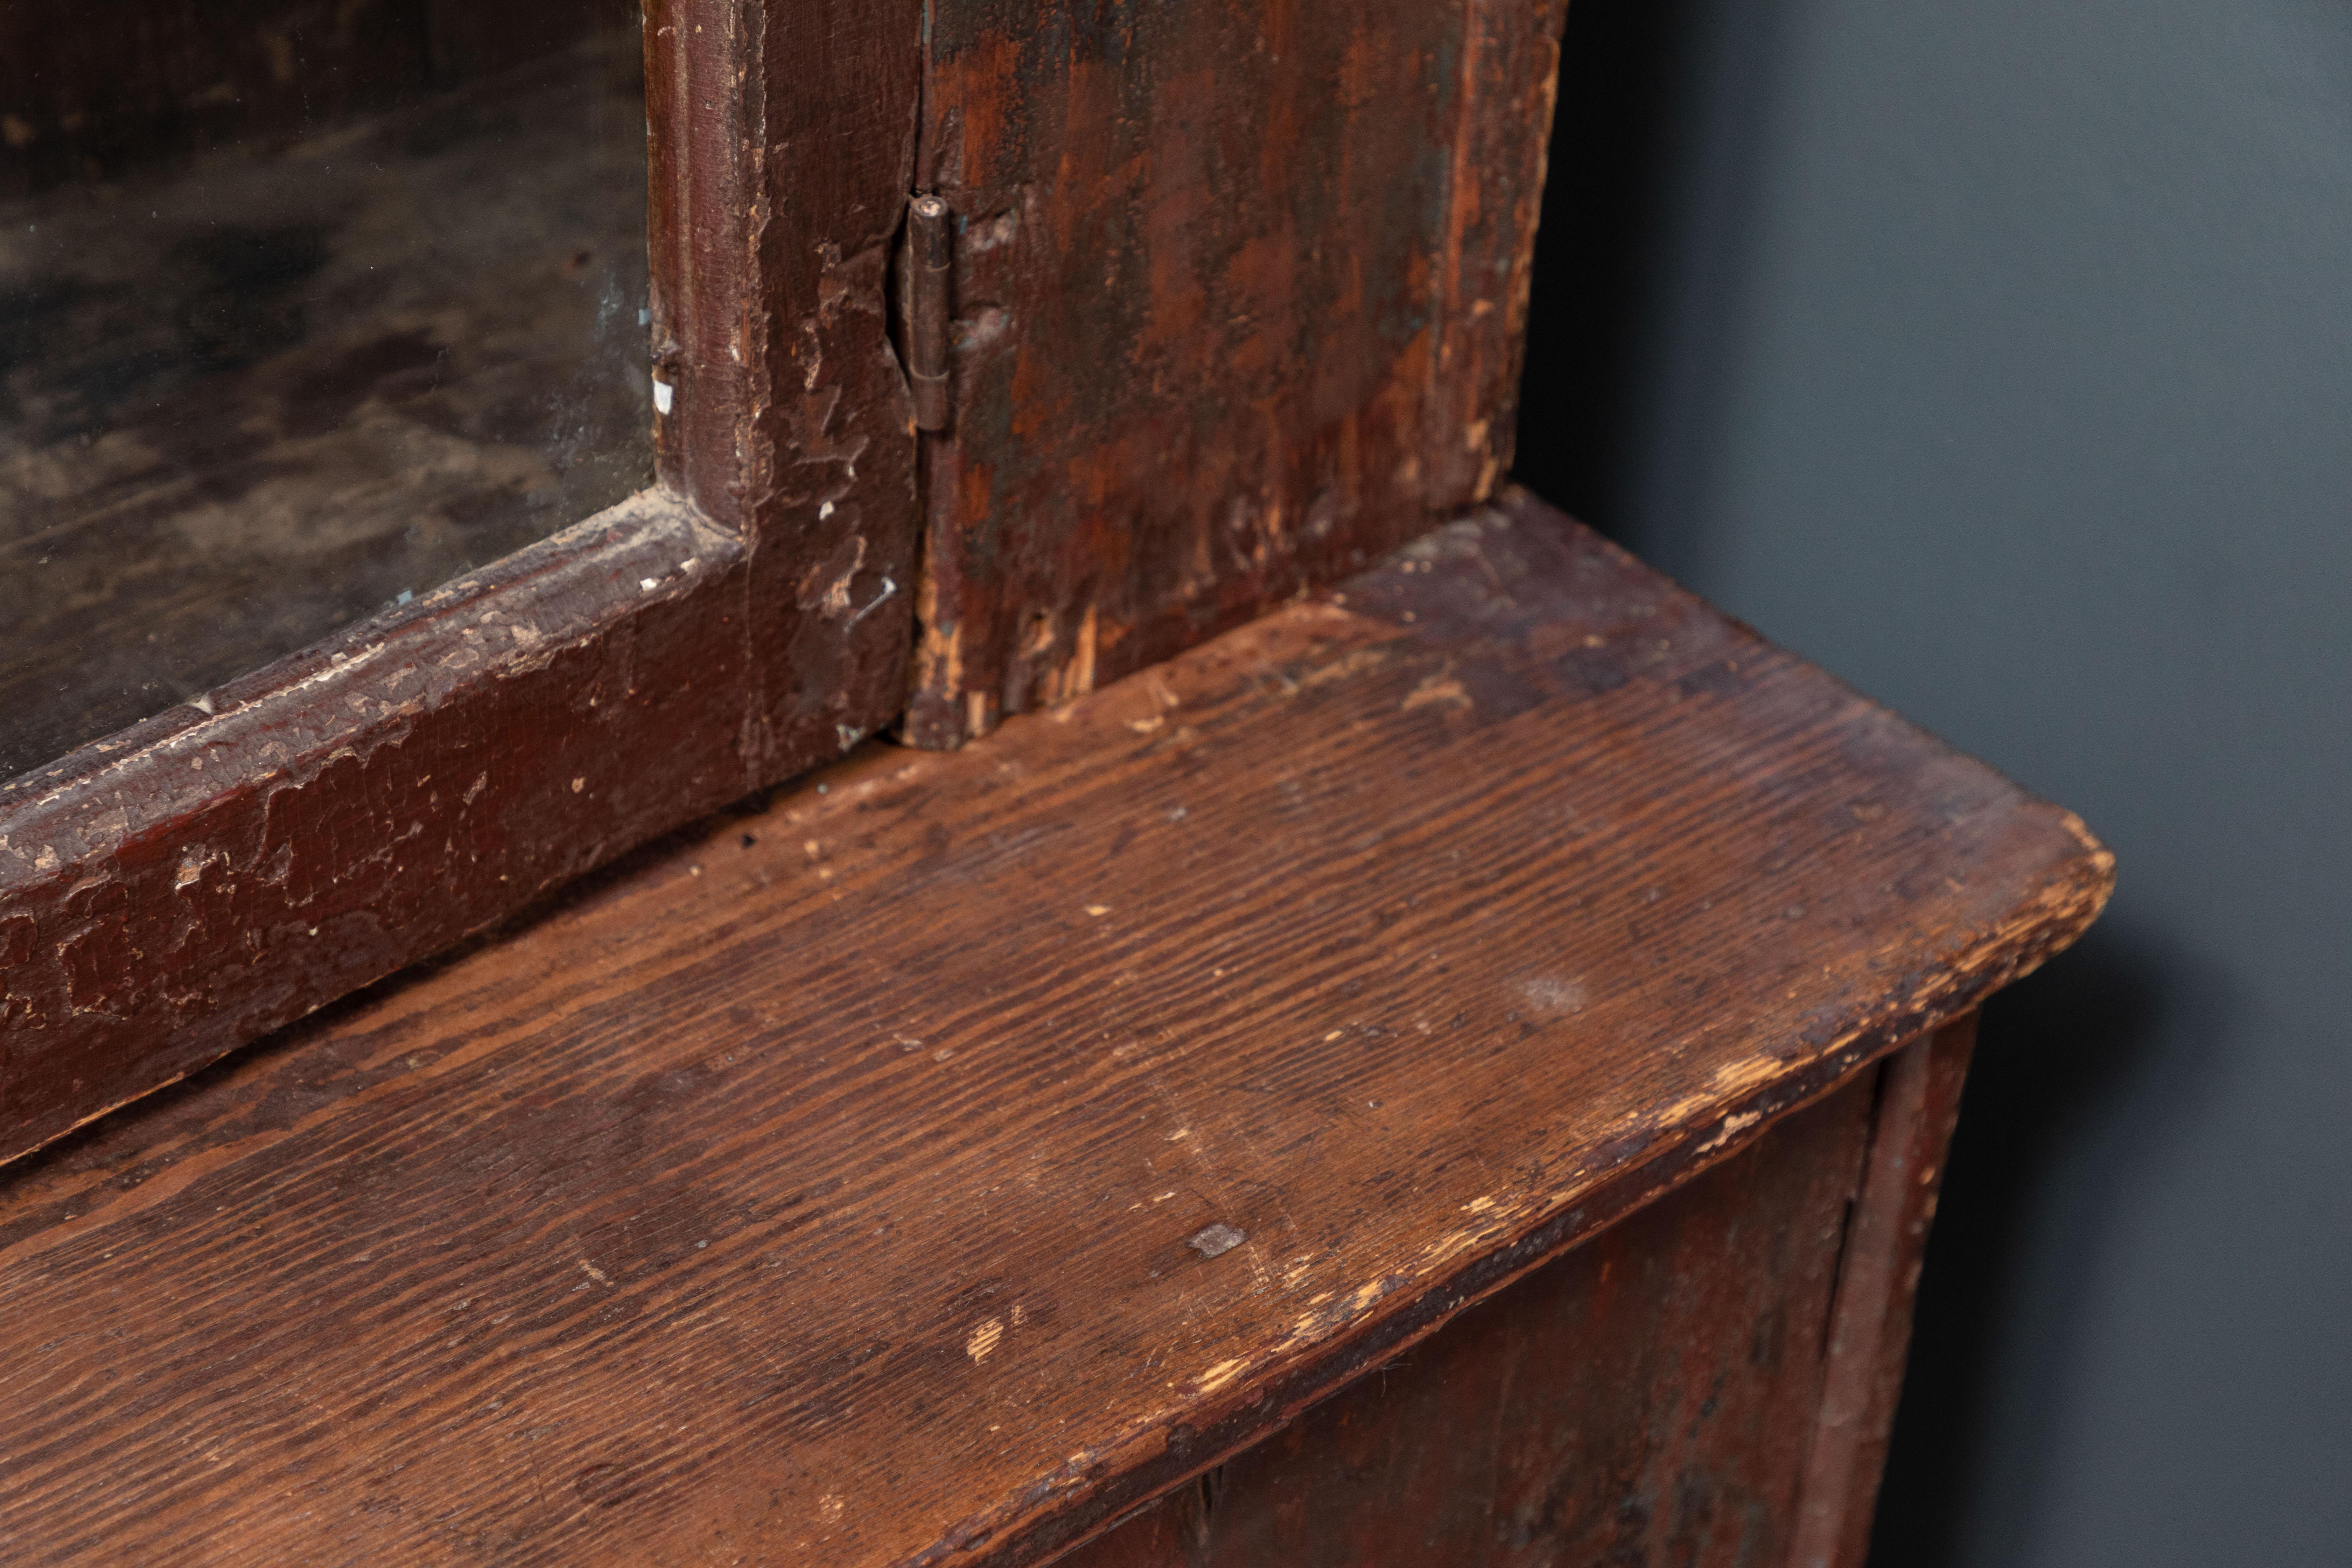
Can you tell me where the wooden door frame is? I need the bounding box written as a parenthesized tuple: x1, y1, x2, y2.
(0, 0, 925, 1164)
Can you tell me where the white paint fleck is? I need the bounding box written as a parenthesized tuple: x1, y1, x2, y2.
(1187, 1223, 1247, 1260)
(818, 501, 835, 520)
(190, 693, 216, 715)
(640, 577, 659, 591)
(846, 575, 896, 628)
(1519, 977, 1588, 1019)
(652, 376, 674, 414)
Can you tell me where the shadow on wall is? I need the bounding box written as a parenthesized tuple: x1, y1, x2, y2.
(1870, 923, 2227, 1566)
(1513, 0, 1780, 545)
(1511, 0, 1691, 527)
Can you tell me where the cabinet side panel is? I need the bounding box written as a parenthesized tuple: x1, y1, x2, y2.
(1790, 1016, 1979, 1568)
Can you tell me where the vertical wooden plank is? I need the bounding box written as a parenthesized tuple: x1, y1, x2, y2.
(644, 0, 922, 771)
(1057, 1065, 1883, 1568)
(1429, 0, 1569, 500)
(743, 0, 926, 768)
(1788, 1014, 1980, 1568)
(904, 0, 1569, 747)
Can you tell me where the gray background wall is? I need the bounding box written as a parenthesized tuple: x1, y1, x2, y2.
(1512, 2, 2352, 1563)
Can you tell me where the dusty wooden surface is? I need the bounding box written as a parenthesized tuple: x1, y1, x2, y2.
(903, 0, 1570, 746)
(0, 494, 2108, 1563)
(0, 0, 923, 1167)
(1, 28, 651, 777)
(1062, 1061, 1882, 1567)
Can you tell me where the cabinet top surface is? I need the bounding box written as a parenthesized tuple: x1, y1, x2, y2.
(0, 492, 2108, 1566)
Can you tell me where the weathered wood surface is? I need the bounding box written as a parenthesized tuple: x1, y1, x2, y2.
(903, 0, 1570, 747)
(0, 0, 923, 1167)
(1063, 1062, 1883, 1568)
(0, 493, 2109, 1563)
(1790, 1016, 1977, 1567)
(736, 0, 923, 777)
(1, 32, 651, 778)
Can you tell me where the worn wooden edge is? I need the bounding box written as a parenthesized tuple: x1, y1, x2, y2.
(947, 992, 2041, 1568)
(964, 820, 2101, 1553)
(1428, 0, 1569, 497)
(0, 487, 897, 1167)
(1789, 1015, 1978, 1568)
(921, 497, 2116, 1566)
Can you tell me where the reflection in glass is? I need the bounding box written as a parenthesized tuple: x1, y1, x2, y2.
(0, 3, 652, 779)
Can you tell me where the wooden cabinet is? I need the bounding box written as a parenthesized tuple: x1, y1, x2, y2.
(0, 5, 2109, 1562)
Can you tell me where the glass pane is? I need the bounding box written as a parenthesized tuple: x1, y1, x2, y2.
(0, 2, 652, 780)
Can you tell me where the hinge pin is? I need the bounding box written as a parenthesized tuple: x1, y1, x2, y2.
(909, 195, 952, 430)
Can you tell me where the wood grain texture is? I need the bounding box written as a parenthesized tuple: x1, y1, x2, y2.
(1790, 1016, 1978, 1568)
(1061, 1068, 1881, 1567)
(902, 0, 1571, 747)
(0, 0, 925, 1166)
(0, 492, 2108, 1563)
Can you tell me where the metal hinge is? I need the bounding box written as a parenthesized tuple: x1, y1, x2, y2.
(908, 194, 952, 431)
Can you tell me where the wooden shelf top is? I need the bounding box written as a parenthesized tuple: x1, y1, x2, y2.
(0, 492, 2109, 1566)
